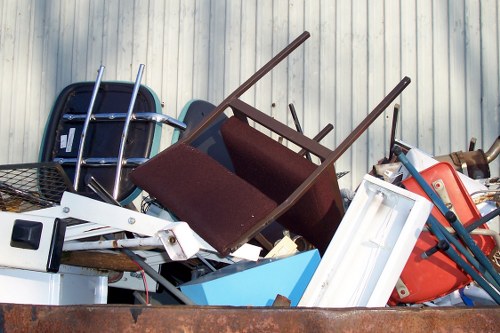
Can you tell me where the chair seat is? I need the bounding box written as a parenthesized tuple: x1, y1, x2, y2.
(130, 142, 277, 256)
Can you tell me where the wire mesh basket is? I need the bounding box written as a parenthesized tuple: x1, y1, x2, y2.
(0, 162, 73, 213)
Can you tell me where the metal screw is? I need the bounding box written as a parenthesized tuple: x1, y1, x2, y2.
(169, 236, 177, 244)
(128, 217, 136, 224)
(63, 207, 70, 213)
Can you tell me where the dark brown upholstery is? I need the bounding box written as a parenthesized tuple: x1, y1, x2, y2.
(129, 142, 277, 255)
(220, 117, 343, 253)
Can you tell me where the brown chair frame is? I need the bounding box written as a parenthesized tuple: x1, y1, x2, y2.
(133, 31, 411, 256)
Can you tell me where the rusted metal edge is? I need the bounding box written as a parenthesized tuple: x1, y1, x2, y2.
(0, 304, 498, 333)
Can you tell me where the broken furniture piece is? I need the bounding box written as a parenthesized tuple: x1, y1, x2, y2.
(130, 31, 412, 257)
(298, 174, 433, 308)
(180, 249, 320, 306)
(39, 65, 186, 205)
(391, 148, 499, 304)
(0, 160, 201, 267)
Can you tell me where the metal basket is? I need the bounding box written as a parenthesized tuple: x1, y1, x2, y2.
(0, 162, 73, 213)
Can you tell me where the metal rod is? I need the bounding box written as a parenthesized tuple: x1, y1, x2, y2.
(55, 157, 148, 167)
(289, 103, 312, 161)
(63, 112, 187, 130)
(87, 176, 121, 206)
(297, 123, 334, 157)
(74, 65, 105, 190)
(113, 64, 145, 199)
(425, 215, 500, 304)
(63, 236, 163, 251)
(388, 103, 399, 161)
(121, 247, 195, 305)
(466, 207, 500, 233)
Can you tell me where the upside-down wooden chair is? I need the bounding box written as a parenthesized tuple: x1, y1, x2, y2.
(130, 31, 411, 257)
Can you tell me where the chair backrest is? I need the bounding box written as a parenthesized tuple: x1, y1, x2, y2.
(221, 116, 343, 253)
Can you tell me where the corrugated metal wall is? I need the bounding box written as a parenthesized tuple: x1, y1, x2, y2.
(0, 0, 498, 189)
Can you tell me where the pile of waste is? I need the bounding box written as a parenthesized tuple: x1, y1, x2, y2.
(0, 31, 498, 308)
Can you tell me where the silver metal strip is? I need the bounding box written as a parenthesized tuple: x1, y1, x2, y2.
(53, 157, 148, 166)
(73, 66, 105, 190)
(113, 64, 145, 199)
(63, 112, 187, 130)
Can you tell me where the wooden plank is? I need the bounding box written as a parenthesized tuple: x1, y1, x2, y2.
(61, 251, 139, 272)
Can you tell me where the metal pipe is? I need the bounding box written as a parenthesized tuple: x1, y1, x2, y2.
(113, 64, 145, 199)
(63, 236, 163, 251)
(74, 65, 105, 190)
(485, 136, 500, 163)
(121, 247, 195, 305)
(288, 103, 312, 161)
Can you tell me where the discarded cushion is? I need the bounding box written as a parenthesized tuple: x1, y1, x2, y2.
(129, 142, 277, 256)
(220, 116, 343, 254)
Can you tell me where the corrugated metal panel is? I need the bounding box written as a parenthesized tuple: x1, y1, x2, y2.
(0, 0, 498, 188)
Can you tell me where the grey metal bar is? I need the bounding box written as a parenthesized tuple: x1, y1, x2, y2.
(54, 157, 148, 167)
(63, 112, 187, 130)
(73, 65, 105, 190)
(113, 64, 145, 199)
